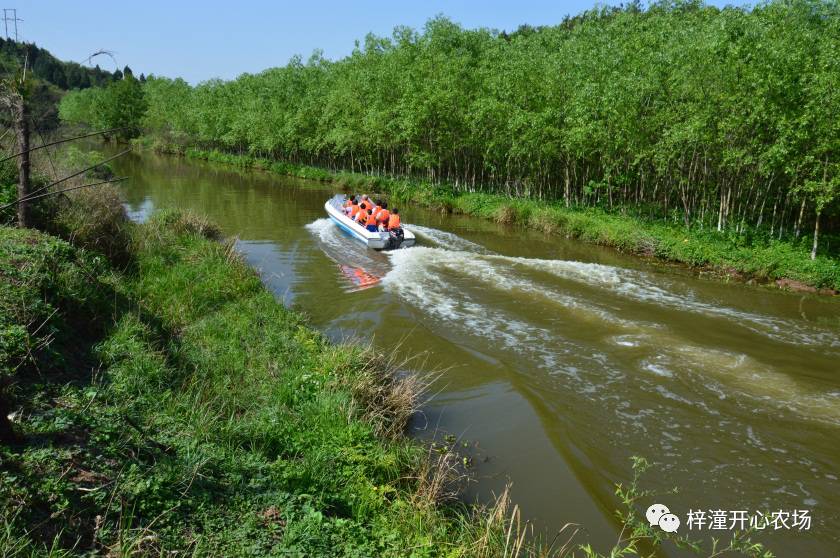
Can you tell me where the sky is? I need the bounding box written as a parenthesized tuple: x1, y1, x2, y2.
(14, 1, 748, 84)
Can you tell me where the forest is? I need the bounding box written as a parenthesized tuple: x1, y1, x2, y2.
(59, 0, 840, 257)
(0, 38, 118, 90)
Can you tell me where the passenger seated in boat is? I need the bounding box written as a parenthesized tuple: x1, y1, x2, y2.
(355, 204, 368, 223)
(344, 195, 356, 209)
(376, 203, 390, 230)
(365, 209, 378, 232)
(387, 209, 401, 231)
(348, 200, 360, 218)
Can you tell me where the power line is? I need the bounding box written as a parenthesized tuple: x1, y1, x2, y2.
(2, 8, 22, 41)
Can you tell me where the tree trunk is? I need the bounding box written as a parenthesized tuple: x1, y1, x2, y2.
(794, 197, 806, 239)
(13, 95, 31, 228)
(811, 211, 820, 260)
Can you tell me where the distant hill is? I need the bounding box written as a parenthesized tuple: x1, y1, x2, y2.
(0, 38, 126, 132)
(0, 37, 117, 90)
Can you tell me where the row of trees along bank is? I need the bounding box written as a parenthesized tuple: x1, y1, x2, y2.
(59, 0, 840, 258)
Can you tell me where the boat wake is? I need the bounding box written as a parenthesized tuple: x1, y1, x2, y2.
(407, 223, 491, 254)
(379, 244, 840, 426)
(307, 218, 840, 425)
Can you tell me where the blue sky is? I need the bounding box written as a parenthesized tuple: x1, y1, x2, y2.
(17, 1, 747, 84)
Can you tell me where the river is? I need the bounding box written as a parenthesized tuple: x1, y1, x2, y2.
(110, 148, 840, 556)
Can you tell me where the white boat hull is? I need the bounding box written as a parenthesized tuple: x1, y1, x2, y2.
(324, 196, 415, 250)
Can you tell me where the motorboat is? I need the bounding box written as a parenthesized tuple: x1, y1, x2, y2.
(324, 195, 415, 250)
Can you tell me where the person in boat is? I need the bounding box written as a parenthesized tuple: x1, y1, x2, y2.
(363, 209, 378, 232)
(375, 202, 390, 231)
(344, 195, 356, 209)
(348, 199, 361, 218)
(355, 204, 368, 223)
(387, 208, 401, 231)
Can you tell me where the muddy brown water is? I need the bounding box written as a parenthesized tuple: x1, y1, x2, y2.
(109, 148, 839, 556)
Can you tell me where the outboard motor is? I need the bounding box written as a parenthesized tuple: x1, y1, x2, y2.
(384, 228, 404, 250)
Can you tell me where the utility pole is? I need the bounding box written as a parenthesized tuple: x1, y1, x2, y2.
(2, 8, 22, 41)
(1, 53, 32, 228)
(12, 92, 31, 227)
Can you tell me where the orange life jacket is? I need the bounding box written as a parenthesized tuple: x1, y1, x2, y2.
(377, 209, 390, 225)
(350, 205, 361, 217)
(388, 214, 401, 229)
(344, 199, 352, 208)
(365, 212, 378, 226)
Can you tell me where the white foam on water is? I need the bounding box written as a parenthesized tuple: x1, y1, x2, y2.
(304, 222, 840, 434)
(609, 334, 647, 347)
(387, 246, 636, 332)
(383, 245, 840, 422)
(407, 224, 491, 254)
(641, 360, 674, 378)
(382, 247, 613, 385)
(667, 343, 840, 426)
(490, 253, 838, 349)
(387, 244, 837, 351)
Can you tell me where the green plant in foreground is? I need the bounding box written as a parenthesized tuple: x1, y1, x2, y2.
(583, 457, 774, 558)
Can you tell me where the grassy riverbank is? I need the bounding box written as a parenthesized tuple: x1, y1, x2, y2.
(0, 211, 541, 556)
(176, 146, 840, 293)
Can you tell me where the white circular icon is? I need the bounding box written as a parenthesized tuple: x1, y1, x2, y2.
(646, 503, 670, 526)
(658, 513, 681, 533)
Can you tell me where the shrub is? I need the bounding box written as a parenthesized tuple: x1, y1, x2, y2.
(49, 185, 133, 266)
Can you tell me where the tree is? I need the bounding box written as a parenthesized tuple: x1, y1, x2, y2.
(96, 74, 147, 140)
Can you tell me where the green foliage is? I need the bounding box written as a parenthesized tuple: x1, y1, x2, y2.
(47, 184, 133, 266)
(0, 227, 112, 385)
(0, 37, 113, 91)
(58, 146, 114, 179)
(0, 160, 17, 225)
(59, 75, 147, 141)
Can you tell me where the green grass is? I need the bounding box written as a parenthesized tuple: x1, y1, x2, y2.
(177, 147, 840, 292)
(0, 214, 498, 556)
